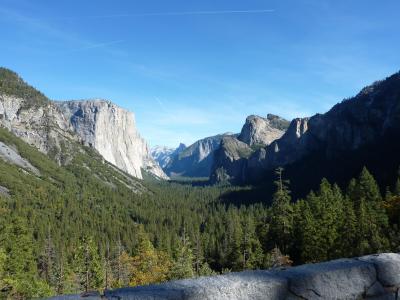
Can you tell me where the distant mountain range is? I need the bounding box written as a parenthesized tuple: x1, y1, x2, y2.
(153, 114, 290, 179)
(2, 66, 400, 199)
(160, 133, 237, 178)
(153, 71, 400, 197)
(151, 143, 186, 169)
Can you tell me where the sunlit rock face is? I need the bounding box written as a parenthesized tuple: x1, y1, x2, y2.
(56, 100, 167, 179)
(0, 93, 167, 179)
(0, 94, 77, 163)
(210, 114, 289, 183)
(238, 114, 289, 147)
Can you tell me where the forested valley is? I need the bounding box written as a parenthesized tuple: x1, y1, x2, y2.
(0, 125, 400, 299)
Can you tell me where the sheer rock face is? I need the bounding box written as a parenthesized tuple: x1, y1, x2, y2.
(0, 94, 76, 163)
(210, 136, 253, 183)
(0, 94, 167, 180)
(238, 114, 289, 146)
(56, 100, 167, 179)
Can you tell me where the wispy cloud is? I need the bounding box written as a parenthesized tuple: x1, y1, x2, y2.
(0, 6, 124, 53)
(58, 9, 275, 20)
(154, 97, 168, 112)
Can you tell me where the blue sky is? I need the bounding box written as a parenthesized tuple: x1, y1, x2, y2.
(1, 0, 400, 147)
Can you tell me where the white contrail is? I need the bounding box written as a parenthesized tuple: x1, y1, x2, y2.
(155, 97, 168, 112)
(66, 9, 275, 20)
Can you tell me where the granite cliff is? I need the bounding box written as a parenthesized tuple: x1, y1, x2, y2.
(238, 114, 290, 147)
(211, 115, 289, 183)
(56, 100, 167, 179)
(0, 68, 166, 180)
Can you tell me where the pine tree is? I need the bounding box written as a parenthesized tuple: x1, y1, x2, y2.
(193, 231, 204, 276)
(170, 232, 195, 280)
(269, 168, 293, 253)
(338, 196, 357, 257)
(299, 199, 319, 263)
(310, 180, 342, 261)
(224, 211, 243, 271)
(74, 236, 104, 292)
(38, 228, 58, 290)
(348, 167, 389, 255)
(241, 215, 263, 269)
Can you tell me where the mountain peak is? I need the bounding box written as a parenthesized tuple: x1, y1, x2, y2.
(238, 114, 289, 146)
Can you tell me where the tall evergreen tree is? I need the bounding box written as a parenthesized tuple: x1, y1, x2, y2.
(269, 168, 293, 253)
(298, 196, 319, 263)
(38, 228, 58, 290)
(170, 232, 195, 280)
(74, 236, 104, 292)
(338, 196, 357, 257)
(241, 215, 263, 269)
(348, 167, 389, 255)
(224, 210, 243, 271)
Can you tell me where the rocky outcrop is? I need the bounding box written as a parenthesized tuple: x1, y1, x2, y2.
(0, 94, 78, 163)
(164, 133, 236, 177)
(210, 114, 289, 183)
(151, 143, 186, 169)
(0, 141, 40, 175)
(0, 68, 167, 180)
(48, 253, 400, 300)
(56, 100, 167, 179)
(210, 136, 253, 183)
(238, 114, 289, 146)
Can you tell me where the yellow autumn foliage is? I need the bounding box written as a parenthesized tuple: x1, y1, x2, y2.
(115, 226, 172, 287)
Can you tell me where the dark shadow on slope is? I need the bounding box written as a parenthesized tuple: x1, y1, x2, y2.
(257, 128, 400, 201)
(168, 176, 211, 187)
(219, 128, 400, 206)
(219, 185, 275, 207)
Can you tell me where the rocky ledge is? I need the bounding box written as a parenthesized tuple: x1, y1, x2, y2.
(49, 253, 400, 300)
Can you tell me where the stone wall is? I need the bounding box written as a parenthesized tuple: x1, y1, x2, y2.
(49, 253, 400, 300)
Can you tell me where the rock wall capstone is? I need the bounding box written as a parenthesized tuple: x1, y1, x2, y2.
(48, 253, 400, 300)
